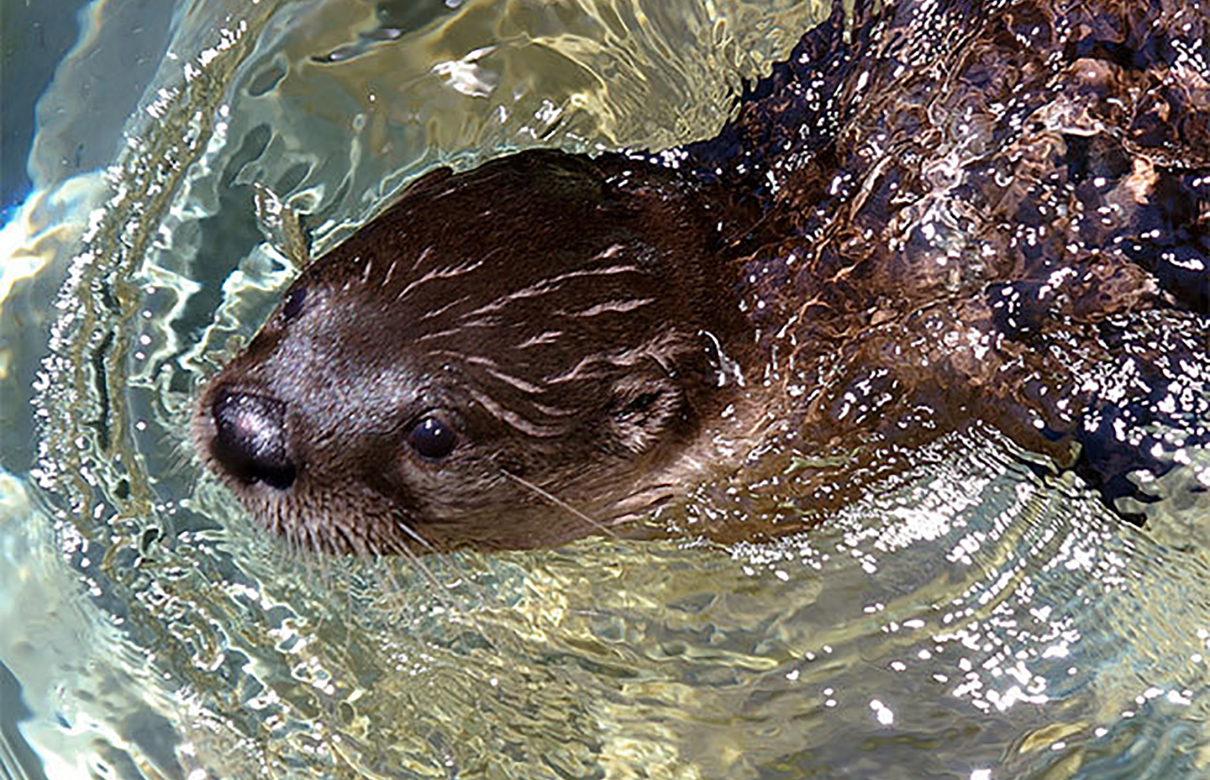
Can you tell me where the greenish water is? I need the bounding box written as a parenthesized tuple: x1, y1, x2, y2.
(2, 0, 1209, 778)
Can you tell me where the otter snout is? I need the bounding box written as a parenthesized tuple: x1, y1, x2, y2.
(210, 389, 296, 491)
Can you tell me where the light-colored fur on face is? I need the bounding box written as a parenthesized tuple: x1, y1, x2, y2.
(195, 151, 756, 555)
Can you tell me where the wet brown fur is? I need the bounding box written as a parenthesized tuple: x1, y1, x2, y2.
(196, 0, 1210, 554)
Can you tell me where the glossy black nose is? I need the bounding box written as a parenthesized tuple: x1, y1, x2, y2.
(210, 390, 296, 490)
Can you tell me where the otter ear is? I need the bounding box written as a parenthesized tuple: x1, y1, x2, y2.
(606, 375, 685, 456)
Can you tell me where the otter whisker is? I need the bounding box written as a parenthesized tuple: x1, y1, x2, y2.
(331, 521, 359, 556)
(384, 522, 462, 609)
(500, 469, 619, 539)
(393, 516, 445, 557)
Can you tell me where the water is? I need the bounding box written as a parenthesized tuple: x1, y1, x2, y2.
(2, 0, 1209, 778)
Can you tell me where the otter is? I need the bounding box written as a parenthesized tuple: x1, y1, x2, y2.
(194, 0, 1210, 555)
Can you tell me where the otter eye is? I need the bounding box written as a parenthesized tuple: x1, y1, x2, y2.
(408, 416, 457, 460)
(282, 285, 307, 321)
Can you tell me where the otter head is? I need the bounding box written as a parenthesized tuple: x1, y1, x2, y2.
(194, 150, 754, 554)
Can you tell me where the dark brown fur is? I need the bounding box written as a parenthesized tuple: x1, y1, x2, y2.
(195, 0, 1210, 554)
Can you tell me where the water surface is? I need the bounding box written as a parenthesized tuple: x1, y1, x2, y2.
(2, 0, 1208, 778)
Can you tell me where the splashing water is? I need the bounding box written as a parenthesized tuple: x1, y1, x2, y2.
(1, 0, 1208, 778)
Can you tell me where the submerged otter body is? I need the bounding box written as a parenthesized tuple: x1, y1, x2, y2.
(195, 0, 1210, 554)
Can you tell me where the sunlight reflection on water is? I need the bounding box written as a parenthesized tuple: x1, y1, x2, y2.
(1, 0, 1208, 778)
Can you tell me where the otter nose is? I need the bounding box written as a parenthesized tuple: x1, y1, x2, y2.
(210, 390, 297, 490)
